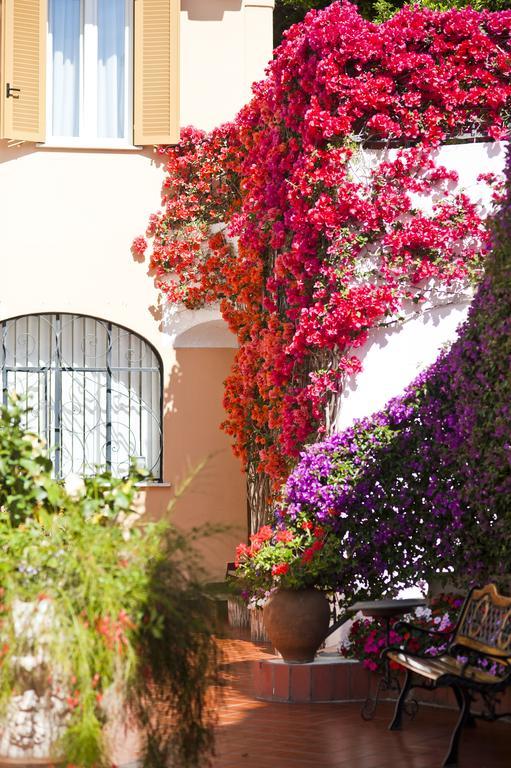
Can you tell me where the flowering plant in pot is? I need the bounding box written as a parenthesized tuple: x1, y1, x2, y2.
(0, 397, 218, 768)
(235, 523, 343, 662)
(235, 522, 342, 591)
(339, 594, 463, 674)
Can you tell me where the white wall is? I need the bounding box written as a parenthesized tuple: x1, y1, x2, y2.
(336, 302, 471, 431)
(336, 141, 506, 431)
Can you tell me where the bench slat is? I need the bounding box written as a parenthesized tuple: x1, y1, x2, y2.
(387, 650, 508, 686)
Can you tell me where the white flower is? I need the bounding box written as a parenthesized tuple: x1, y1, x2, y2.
(25, 433, 46, 457)
(64, 473, 86, 500)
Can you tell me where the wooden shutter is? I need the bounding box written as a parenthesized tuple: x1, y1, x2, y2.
(134, 0, 180, 146)
(1, 0, 46, 142)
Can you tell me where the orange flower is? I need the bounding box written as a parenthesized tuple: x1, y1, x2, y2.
(276, 529, 294, 543)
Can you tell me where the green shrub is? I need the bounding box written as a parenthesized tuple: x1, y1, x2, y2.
(0, 397, 218, 767)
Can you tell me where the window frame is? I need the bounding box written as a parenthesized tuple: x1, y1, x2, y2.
(0, 312, 164, 482)
(1, 0, 180, 147)
(45, 0, 134, 148)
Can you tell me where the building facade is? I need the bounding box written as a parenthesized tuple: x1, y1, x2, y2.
(0, 0, 275, 579)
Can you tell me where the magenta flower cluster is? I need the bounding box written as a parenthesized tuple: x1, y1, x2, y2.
(276, 148, 511, 591)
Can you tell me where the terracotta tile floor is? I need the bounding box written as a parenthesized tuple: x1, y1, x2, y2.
(212, 634, 511, 768)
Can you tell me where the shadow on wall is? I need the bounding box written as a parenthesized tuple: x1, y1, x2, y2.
(0, 141, 164, 167)
(143, 347, 246, 581)
(173, 319, 238, 348)
(0, 140, 38, 165)
(342, 301, 470, 397)
(181, 0, 242, 21)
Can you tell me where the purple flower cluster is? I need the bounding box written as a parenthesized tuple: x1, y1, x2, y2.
(278, 146, 511, 592)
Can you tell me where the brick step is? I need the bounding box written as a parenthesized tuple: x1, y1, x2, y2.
(253, 652, 511, 713)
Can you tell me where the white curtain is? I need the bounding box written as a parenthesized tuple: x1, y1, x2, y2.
(50, 0, 80, 137)
(97, 0, 126, 139)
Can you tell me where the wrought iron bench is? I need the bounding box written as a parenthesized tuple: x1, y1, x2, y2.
(383, 583, 511, 767)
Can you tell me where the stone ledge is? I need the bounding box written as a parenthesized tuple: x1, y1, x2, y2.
(244, 0, 275, 7)
(253, 653, 511, 714)
(253, 655, 385, 704)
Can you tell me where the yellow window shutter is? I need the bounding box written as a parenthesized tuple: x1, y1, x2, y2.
(134, 0, 180, 146)
(1, 0, 46, 142)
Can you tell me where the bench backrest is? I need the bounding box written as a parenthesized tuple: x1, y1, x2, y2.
(454, 583, 511, 662)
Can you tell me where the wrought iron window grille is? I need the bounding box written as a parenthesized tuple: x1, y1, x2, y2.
(1, 313, 163, 481)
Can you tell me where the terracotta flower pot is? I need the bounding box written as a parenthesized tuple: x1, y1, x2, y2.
(263, 588, 331, 663)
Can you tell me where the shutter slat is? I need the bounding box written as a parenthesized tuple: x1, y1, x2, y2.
(134, 0, 180, 146)
(1, 0, 46, 142)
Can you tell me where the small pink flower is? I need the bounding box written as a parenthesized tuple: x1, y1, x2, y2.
(131, 236, 147, 257)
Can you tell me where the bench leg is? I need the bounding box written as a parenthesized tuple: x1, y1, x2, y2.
(389, 669, 412, 731)
(453, 685, 476, 729)
(443, 687, 469, 767)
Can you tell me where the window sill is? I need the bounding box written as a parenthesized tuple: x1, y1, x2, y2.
(136, 482, 172, 489)
(36, 141, 143, 151)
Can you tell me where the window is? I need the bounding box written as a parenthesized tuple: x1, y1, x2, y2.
(48, 0, 133, 145)
(1, 314, 163, 481)
(0, 0, 179, 146)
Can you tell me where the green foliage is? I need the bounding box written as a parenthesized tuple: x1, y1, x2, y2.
(412, 0, 510, 10)
(0, 396, 63, 526)
(133, 533, 219, 768)
(0, 397, 218, 767)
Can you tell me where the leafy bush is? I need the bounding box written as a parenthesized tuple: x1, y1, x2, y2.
(235, 522, 344, 591)
(0, 398, 218, 768)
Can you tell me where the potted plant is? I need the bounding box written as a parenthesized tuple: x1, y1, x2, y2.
(235, 523, 339, 662)
(0, 397, 218, 768)
(233, 427, 440, 663)
(339, 593, 462, 673)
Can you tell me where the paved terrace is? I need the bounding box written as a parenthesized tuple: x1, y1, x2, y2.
(211, 634, 510, 768)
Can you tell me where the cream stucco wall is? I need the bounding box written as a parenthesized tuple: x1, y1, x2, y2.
(0, 0, 274, 579)
(181, 0, 275, 130)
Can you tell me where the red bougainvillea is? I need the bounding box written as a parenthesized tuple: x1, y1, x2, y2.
(136, 3, 510, 519)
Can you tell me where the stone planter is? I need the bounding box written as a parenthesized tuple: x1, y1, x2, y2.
(0, 600, 141, 767)
(0, 600, 69, 764)
(263, 588, 330, 663)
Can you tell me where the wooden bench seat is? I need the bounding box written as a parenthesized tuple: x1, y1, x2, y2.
(386, 649, 509, 686)
(383, 584, 511, 768)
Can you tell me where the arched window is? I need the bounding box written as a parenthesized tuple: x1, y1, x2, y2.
(1, 314, 162, 480)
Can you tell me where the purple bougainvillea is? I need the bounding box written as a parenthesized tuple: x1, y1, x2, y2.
(236, 147, 511, 599)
